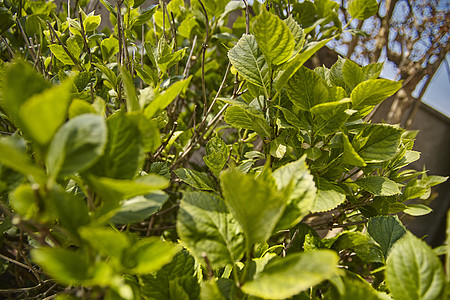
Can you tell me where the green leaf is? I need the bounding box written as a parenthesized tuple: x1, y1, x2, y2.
(144, 76, 192, 118)
(355, 176, 400, 196)
(88, 110, 144, 179)
(132, 5, 158, 26)
(327, 277, 386, 300)
(386, 233, 446, 300)
(332, 232, 384, 263)
(86, 174, 169, 204)
(0, 61, 51, 126)
(242, 250, 340, 299)
(274, 37, 334, 92)
(174, 168, 216, 191)
(177, 192, 245, 268)
(0, 136, 47, 184)
(83, 14, 101, 31)
(0, 7, 14, 35)
(32, 248, 92, 285)
(273, 156, 317, 230)
(342, 132, 366, 167)
(120, 66, 140, 112)
(367, 215, 406, 258)
(200, 280, 227, 300)
(19, 79, 72, 149)
(111, 191, 168, 224)
(228, 34, 270, 92)
(355, 124, 403, 163)
(192, 0, 228, 18)
(224, 105, 267, 131)
(253, 9, 295, 65)
(348, 0, 378, 20)
(351, 79, 402, 110)
(127, 112, 161, 152)
(312, 178, 346, 212)
(403, 204, 432, 216)
(138, 251, 200, 300)
(9, 184, 40, 220)
(284, 15, 305, 54)
(203, 137, 228, 177)
(286, 66, 329, 111)
(46, 114, 107, 178)
(342, 59, 363, 91)
(100, 36, 119, 61)
(124, 238, 181, 274)
(310, 98, 353, 135)
(220, 169, 286, 245)
(48, 44, 75, 65)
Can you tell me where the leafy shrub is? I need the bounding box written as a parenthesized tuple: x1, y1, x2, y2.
(0, 0, 448, 299)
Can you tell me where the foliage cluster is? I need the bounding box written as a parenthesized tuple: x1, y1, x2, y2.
(0, 0, 448, 299)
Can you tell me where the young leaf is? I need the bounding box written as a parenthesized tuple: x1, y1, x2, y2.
(177, 192, 245, 268)
(46, 114, 107, 178)
(403, 204, 433, 216)
(174, 168, 216, 191)
(253, 9, 295, 65)
(284, 15, 305, 55)
(348, 0, 378, 20)
(386, 233, 446, 300)
(228, 34, 270, 93)
(83, 14, 101, 31)
(88, 110, 144, 179)
(220, 169, 286, 245)
(355, 176, 401, 196)
(48, 44, 76, 65)
(242, 250, 340, 299)
(367, 215, 406, 258)
(100, 36, 119, 62)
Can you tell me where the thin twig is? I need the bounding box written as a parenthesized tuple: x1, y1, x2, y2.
(0, 253, 41, 284)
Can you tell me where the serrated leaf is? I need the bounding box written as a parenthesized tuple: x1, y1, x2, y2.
(286, 66, 329, 111)
(111, 191, 168, 224)
(88, 110, 144, 179)
(177, 192, 245, 268)
(221, 169, 286, 245)
(355, 176, 400, 196)
(284, 15, 305, 54)
(224, 105, 267, 131)
(174, 168, 216, 191)
(228, 34, 270, 92)
(138, 251, 200, 300)
(403, 204, 432, 216)
(273, 156, 317, 230)
(351, 79, 402, 110)
(348, 0, 378, 20)
(48, 44, 75, 65)
(253, 9, 295, 65)
(367, 215, 406, 258)
(242, 250, 340, 299)
(386, 233, 446, 300)
(203, 137, 228, 177)
(46, 114, 107, 178)
(342, 59, 363, 91)
(312, 178, 346, 212)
